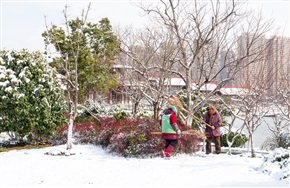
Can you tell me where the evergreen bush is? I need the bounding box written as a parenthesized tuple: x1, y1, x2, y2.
(0, 50, 67, 143)
(220, 132, 248, 147)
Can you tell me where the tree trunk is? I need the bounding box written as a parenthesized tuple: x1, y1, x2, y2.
(153, 102, 160, 119)
(226, 134, 233, 155)
(185, 69, 193, 128)
(132, 101, 139, 117)
(249, 132, 256, 157)
(66, 114, 74, 150)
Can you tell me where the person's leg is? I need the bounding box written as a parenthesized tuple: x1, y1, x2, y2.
(165, 140, 170, 149)
(165, 145, 174, 157)
(162, 140, 170, 157)
(165, 140, 178, 157)
(214, 136, 221, 154)
(206, 137, 212, 154)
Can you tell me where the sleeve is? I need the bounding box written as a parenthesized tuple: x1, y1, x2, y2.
(216, 114, 222, 127)
(213, 114, 222, 128)
(170, 113, 180, 132)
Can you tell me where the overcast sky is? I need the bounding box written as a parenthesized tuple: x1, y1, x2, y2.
(0, 0, 289, 52)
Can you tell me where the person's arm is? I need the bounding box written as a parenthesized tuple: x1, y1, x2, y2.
(212, 114, 222, 129)
(170, 114, 181, 135)
(217, 114, 222, 127)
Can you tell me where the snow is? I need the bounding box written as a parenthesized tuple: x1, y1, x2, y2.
(0, 144, 289, 188)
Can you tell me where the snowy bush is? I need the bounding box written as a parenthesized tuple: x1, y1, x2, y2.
(220, 132, 248, 147)
(54, 122, 98, 145)
(81, 98, 119, 118)
(0, 50, 67, 142)
(257, 148, 289, 180)
(261, 132, 290, 150)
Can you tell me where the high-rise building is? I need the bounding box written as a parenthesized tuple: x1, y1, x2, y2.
(266, 36, 290, 97)
(235, 33, 268, 88)
(235, 33, 290, 98)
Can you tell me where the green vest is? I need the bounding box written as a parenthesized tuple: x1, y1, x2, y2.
(161, 114, 176, 133)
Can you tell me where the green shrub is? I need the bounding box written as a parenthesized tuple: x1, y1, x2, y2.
(113, 110, 129, 120)
(221, 132, 248, 147)
(0, 50, 67, 143)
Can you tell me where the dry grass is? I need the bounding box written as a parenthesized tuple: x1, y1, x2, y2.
(0, 144, 52, 152)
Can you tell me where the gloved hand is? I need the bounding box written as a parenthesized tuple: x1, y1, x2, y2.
(177, 130, 181, 136)
(211, 126, 215, 130)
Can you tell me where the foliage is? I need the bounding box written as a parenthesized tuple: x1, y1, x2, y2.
(0, 50, 67, 142)
(54, 122, 97, 145)
(175, 122, 201, 154)
(42, 17, 120, 102)
(56, 117, 201, 158)
(42, 6, 121, 149)
(113, 109, 129, 120)
(220, 132, 248, 147)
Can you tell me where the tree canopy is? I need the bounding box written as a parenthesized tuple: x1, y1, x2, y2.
(42, 17, 120, 102)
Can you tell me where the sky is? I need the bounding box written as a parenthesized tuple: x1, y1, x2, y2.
(0, 144, 289, 188)
(0, 0, 289, 52)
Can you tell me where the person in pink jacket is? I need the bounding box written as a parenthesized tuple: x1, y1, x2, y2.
(203, 105, 222, 154)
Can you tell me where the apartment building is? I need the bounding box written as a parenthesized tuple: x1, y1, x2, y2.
(236, 34, 290, 98)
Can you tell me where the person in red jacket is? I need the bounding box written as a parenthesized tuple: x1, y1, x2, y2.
(203, 105, 222, 154)
(159, 106, 181, 158)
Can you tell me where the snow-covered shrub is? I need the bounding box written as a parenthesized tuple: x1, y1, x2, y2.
(53, 122, 97, 145)
(220, 132, 248, 147)
(257, 148, 289, 180)
(262, 132, 290, 150)
(81, 98, 119, 118)
(0, 50, 67, 142)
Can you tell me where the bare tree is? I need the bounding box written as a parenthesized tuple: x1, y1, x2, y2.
(220, 98, 246, 155)
(134, 0, 273, 126)
(116, 26, 178, 118)
(223, 49, 275, 157)
(274, 36, 290, 121)
(263, 36, 290, 149)
(263, 114, 289, 149)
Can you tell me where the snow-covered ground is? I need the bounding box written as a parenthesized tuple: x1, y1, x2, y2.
(0, 144, 289, 188)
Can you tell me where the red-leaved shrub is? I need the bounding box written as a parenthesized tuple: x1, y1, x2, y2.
(56, 117, 201, 158)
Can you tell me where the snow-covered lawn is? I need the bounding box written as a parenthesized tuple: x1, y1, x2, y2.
(0, 144, 289, 188)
